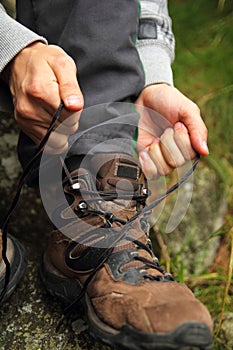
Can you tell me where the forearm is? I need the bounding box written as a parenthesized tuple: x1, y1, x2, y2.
(0, 3, 47, 74)
(137, 0, 175, 86)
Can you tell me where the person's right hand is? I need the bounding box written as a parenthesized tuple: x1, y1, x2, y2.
(135, 84, 208, 179)
(5, 42, 84, 154)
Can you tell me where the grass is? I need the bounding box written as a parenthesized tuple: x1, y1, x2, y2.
(0, 1, 232, 348)
(165, 1, 233, 348)
(170, 0, 233, 161)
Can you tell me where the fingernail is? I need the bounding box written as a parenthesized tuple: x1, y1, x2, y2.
(202, 140, 209, 154)
(163, 127, 174, 136)
(65, 95, 83, 107)
(164, 127, 173, 132)
(174, 122, 185, 130)
(139, 151, 157, 180)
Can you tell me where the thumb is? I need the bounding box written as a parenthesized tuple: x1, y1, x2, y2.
(189, 129, 209, 156)
(52, 55, 84, 111)
(63, 92, 84, 111)
(180, 103, 209, 156)
(59, 78, 84, 111)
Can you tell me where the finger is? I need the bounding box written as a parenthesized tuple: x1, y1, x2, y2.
(179, 100, 209, 156)
(50, 49, 84, 111)
(148, 139, 172, 176)
(15, 100, 58, 128)
(57, 108, 82, 126)
(16, 94, 81, 136)
(54, 110, 81, 136)
(47, 130, 69, 154)
(21, 122, 69, 154)
(22, 62, 62, 114)
(139, 149, 157, 180)
(137, 105, 165, 138)
(55, 119, 80, 136)
(160, 128, 185, 168)
(23, 51, 83, 114)
(174, 122, 196, 160)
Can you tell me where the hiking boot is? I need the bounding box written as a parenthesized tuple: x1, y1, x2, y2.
(0, 231, 26, 302)
(40, 153, 213, 350)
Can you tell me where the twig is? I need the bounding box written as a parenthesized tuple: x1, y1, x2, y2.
(153, 225, 171, 273)
(197, 84, 233, 107)
(215, 336, 232, 350)
(185, 272, 221, 284)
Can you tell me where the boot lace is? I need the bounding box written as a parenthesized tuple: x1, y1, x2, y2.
(0, 102, 200, 320)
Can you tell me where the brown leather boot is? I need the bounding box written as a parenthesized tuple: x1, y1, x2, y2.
(40, 153, 213, 350)
(0, 231, 26, 302)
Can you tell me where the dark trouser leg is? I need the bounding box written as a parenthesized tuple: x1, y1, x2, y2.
(17, 0, 145, 184)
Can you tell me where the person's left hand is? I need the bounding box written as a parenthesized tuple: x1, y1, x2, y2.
(4, 42, 84, 154)
(135, 83, 209, 179)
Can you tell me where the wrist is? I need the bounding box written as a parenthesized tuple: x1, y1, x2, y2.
(143, 82, 172, 91)
(1, 41, 46, 85)
(141, 82, 172, 97)
(18, 41, 46, 55)
(1, 61, 12, 84)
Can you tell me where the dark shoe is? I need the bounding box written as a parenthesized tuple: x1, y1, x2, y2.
(40, 153, 213, 350)
(0, 231, 26, 302)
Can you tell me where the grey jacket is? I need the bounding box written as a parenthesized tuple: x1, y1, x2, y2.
(0, 0, 175, 110)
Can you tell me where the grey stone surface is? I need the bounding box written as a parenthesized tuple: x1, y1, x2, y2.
(0, 255, 111, 350)
(215, 313, 233, 349)
(149, 160, 227, 275)
(0, 112, 230, 349)
(0, 114, 111, 350)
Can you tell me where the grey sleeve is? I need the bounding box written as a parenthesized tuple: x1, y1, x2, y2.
(0, 3, 47, 73)
(0, 3, 47, 112)
(137, 0, 175, 86)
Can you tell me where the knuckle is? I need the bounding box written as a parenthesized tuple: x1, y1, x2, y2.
(190, 149, 197, 160)
(61, 81, 78, 91)
(162, 167, 171, 176)
(192, 102, 201, 114)
(54, 142, 68, 154)
(49, 133, 68, 151)
(56, 52, 76, 70)
(167, 159, 176, 168)
(167, 151, 185, 168)
(69, 122, 79, 134)
(157, 162, 170, 176)
(15, 100, 32, 118)
(27, 81, 45, 100)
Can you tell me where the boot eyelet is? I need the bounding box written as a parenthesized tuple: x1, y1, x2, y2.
(71, 182, 81, 190)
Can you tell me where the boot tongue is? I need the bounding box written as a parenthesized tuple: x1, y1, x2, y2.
(90, 154, 160, 276)
(90, 153, 142, 192)
(64, 155, 166, 280)
(89, 153, 147, 224)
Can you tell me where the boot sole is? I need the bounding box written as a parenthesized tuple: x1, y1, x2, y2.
(0, 234, 26, 302)
(40, 259, 213, 350)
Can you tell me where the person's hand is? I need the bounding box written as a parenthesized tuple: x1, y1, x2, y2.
(135, 83, 209, 179)
(5, 42, 84, 154)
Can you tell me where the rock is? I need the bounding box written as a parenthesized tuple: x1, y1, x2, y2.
(215, 313, 233, 349)
(149, 160, 227, 276)
(0, 112, 112, 350)
(0, 255, 112, 350)
(0, 112, 228, 349)
(0, 116, 21, 190)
